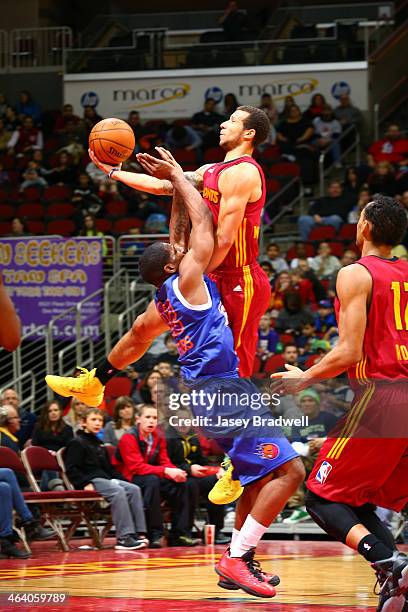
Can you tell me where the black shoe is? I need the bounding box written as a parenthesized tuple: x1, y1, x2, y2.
(215, 532, 230, 545)
(170, 534, 201, 547)
(115, 535, 147, 550)
(0, 538, 31, 559)
(150, 537, 163, 549)
(22, 520, 55, 541)
(372, 551, 408, 611)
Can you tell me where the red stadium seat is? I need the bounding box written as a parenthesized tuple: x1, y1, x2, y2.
(264, 354, 285, 373)
(265, 178, 281, 194)
(106, 200, 128, 217)
(171, 148, 197, 163)
(47, 202, 75, 218)
(269, 162, 301, 177)
(252, 355, 262, 375)
(47, 219, 75, 236)
(27, 220, 46, 234)
(279, 333, 295, 345)
(21, 186, 42, 202)
(286, 243, 315, 260)
(17, 202, 45, 219)
(0, 202, 15, 219)
(113, 217, 143, 234)
(0, 221, 10, 235)
(203, 147, 224, 163)
(105, 377, 132, 402)
(255, 145, 280, 162)
(328, 241, 344, 257)
(0, 189, 9, 203)
(308, 226, 336, 241)
(44, 185, 71, 201)
(95, 218, 113, 232)
(337, 223, 357, 240)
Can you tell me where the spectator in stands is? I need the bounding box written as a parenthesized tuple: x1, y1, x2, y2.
(4, 106, 19, 132)
(8, 115, 43, 156)
(279, 95, 295, 120)
(368, 124, 408, 166)
(0, 404, 21, 453)
(192, 98, 225, 149)
(78, 213, 107, 255)
(122, 366, 143, 404)
(46, 151, 77, 186)
(274, 343, 301, 374)
(275, 291, 315, 334)
(65, 407, 148, 550)
(8, 217, 29, 237)
(31, 400, 73, 452)
(312, 105, 342, 167)
(257, 313, 279, 362)
(333, 94, 363, 131)
(296, 322, 319, 354)
(283, 388, 338, 524)
(343, 166, 366, 197)
(57, 119, 84, 164)
(155, 361, 174, 379)
(310, 242, 341, 280)
(0, 118, 10, 152)
(15, 91, 41, 124)
(259, 93, 278, 125)
(347, 188, 371, 223)
(260, 261, 275, 286)
(259, 242, 288, 274)
(143, 213, 168, 234)
(289, 242, 314, 269)
(328, 249, 358, 297)
(81, 105, 103, 136)
(20, 167, 48, 192)
(155, 333, 179, 367)
(314, 299, 336, 334)
(72, 172, 103, 227)
(1, 388, 37, 448)
(290, 267, 318, 307)
(223, 92, 239, 116)
(297, 180, 351, 240)
(218, 0, 247, 41)
(63, 397, 87, 433)
(127, 111, 145, 144)
(368, 161, 396, 197)
(296, 257, 327, 301)
(165, 409, 228, 545)
(104, 396, 136, 446)
(270, 270, 292, 314)
(165, 124, 202, 153)
(303, 93, 327, 121)
(54, 103, 80, 135)
(276, 104, 316, 184)
(140, 370, 163, 404)
(115, 404, 196, 547)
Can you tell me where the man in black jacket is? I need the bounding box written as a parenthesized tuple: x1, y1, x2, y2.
(64, 408, 147, 550)
(298, 181, 353, 240)
(166, 409, 229, 545)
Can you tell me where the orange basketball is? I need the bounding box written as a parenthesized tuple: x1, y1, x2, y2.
(89, 118, 135, 165)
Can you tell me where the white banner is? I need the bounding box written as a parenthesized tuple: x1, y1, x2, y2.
(64, 62, 368, 120)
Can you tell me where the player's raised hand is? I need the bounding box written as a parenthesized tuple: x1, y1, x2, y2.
(155, 147, 183, 172)
(88, 148, 122, 175)
(136, 148, 182, 180)
(270, 364, 306, 395)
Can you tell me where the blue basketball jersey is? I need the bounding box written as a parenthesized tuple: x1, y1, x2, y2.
(155, 274, 239, 381)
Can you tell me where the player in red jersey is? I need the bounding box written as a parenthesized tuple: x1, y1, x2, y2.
(273, 194, 408, 611)
(88, 105, 271, 377)
(0, 271, 21, 351)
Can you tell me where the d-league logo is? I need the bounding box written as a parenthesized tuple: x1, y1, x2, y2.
(255, 443, 280, 460)
(315, 461, 333, 484)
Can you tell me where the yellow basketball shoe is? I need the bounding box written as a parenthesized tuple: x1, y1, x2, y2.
(45, 367, 105, 407)
(208, 463, 243, 505)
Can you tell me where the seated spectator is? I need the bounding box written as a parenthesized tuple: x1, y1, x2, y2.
(0, 467, 53, 558)
(279, 95, 295, 120)
(191, 98, 225, 149)
(65, 407, 148, 550)
(259, 93, 278, 125)
(165, 409, 228, 545)
(20, 167, 48, 192)
(104, 396, 136, 446)
(31, 400, 73, 452)
(347, 187, 371, 223)
(72, 172, 103, 227)
(297, 180, 352, 240)
(139, 370, 164, 404)
(368, 161, 396, 197)
(260, 242, 288, 274)
(114, 404, 196, 547)
(127, 110, 145, 143)
(143, 213, 168, 234)
(155, 333, 179, 367)
(46, 151, 77, 186)
(312, 105, 342, 167)
(57, 119, 84, 163)
(224, 92, 239, 116)
(333, 94, 363, 131)
(155, 361, 175, 379)
(8, 115, 43, 156)
(303, 93, 327, 121)
(1, 388, 37, 448)
(63, 397, 88, 433)
(276, 104, 316, 183)
(260, 261, 275, 286)
(86, 159, 119, 197)
(0, 404, 21, 453)
(218, 0, 247, 41)
(124, 366, 144, 404)
(328, 249, 358, 297)
(165, 124, 202, 153)
(283, 389, 338, 524)
(0, 118, 10, 152)
(289, 242, 315, 270)
(368, 124, 408, 166)
(314, 299, 337, 334)
(78, 214, 107, 256)
(270, 270, 292, 314)
(310, 242, 341, 280)
(296, 322, 319, 354)
(81, 105, 103, 138)
(290, 267, 317, 306)
(4, 106, 19, 132)
(275, 292, 315, 335)
(15, 91, 41, 124)
(273, 344, 304, 418)
(8, 217, 29, 238)
(343, 165, 365, 197)
(257, 313, 279, 362)
(294, 258, 327, 302)
(54, 103, 80, 135)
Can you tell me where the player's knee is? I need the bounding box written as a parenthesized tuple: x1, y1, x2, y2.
(288, 457, 306, 488)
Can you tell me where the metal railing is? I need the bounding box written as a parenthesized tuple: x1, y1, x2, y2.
(9, 27, 73, 71)
(373, 76, 408, 140)
(117, 234, 169, 283)
(117, 295, 151, 339)
(260, 176, 304, 251)
(318, 125, 360, 196)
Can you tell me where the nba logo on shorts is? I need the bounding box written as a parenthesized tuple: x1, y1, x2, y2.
(315, 461, 333, 484)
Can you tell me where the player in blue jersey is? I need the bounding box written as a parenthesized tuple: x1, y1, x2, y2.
(46, 148, 304, 599)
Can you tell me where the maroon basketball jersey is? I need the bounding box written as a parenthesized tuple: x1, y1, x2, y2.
(202, 156, 266, 271)
(335, 255, 408, 385)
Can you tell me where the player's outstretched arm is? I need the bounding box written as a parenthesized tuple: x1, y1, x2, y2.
(0, 271, 21, 351)
(108, 300, 169, 370)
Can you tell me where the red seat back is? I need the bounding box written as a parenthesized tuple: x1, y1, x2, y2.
(44, 185, 71, 201)
(337, 223, 356, 240)
(0, 446, 26, 473)
(23, 446, 60, 472)
(0, 203, 15, 219)
(113, 217, 143, 234)
(27, 220, 46, 234)
(264, 354, 285, 373)
(269, 162, 300, 177)
(17, 202, 45, 219)
(106, 200, 128, 217)
(105, 377, 132, 401)
(47, 202, 75, 218)
(308, 226, 336, 241)
(328, 241, 344, 257)
(47, 219, 75, 236)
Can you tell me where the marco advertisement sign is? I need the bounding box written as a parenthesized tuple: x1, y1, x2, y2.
(64, 62, 368, 120)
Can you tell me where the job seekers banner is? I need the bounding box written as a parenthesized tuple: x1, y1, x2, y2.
(0, 237, 103, 339)
(64, 61, 368, 120)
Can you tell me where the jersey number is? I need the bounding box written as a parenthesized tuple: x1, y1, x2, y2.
(391, 281, 408, 330)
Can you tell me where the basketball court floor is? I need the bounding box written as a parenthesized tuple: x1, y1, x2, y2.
(1, 538, 399, 611)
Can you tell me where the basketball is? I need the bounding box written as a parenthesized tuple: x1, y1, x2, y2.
(89, 118, 135, 165)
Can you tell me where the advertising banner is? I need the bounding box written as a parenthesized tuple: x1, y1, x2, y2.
(64, 62, 368, 120)
(0, 237, 103, 339)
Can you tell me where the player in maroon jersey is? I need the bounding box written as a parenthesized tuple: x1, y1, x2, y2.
(88, 106, 271, 377)
(273, 194, 408, 611)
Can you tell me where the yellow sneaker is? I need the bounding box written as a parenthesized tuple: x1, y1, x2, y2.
(45, 367, 105, 407)
(208, 464, 243, 505)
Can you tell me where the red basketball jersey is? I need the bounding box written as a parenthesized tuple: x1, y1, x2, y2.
(335, 255, 408, 386)
(202, 156, 266, 271)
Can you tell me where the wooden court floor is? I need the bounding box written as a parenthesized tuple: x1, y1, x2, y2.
(1, 539, 403, 611)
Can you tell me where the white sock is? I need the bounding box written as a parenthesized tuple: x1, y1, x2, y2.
(231, 528, 240, 547)
(230, 514, 267, 558)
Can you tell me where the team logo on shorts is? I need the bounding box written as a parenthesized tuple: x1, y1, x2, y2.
(255, 443, 280, 460)
(315, 461, 333, 484)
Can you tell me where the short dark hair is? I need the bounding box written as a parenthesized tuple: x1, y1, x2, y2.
(139, 242, 172, 287)
(82, 407, 104, 420)
(283, 343, 298, 352)
(363, 194, 407, 246)
(138, 403, 157, 416)
(237, 105, 270, 147)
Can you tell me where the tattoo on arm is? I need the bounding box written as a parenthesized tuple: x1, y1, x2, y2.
(183, 171, 202, 190)
(169, 191, 190, 249)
